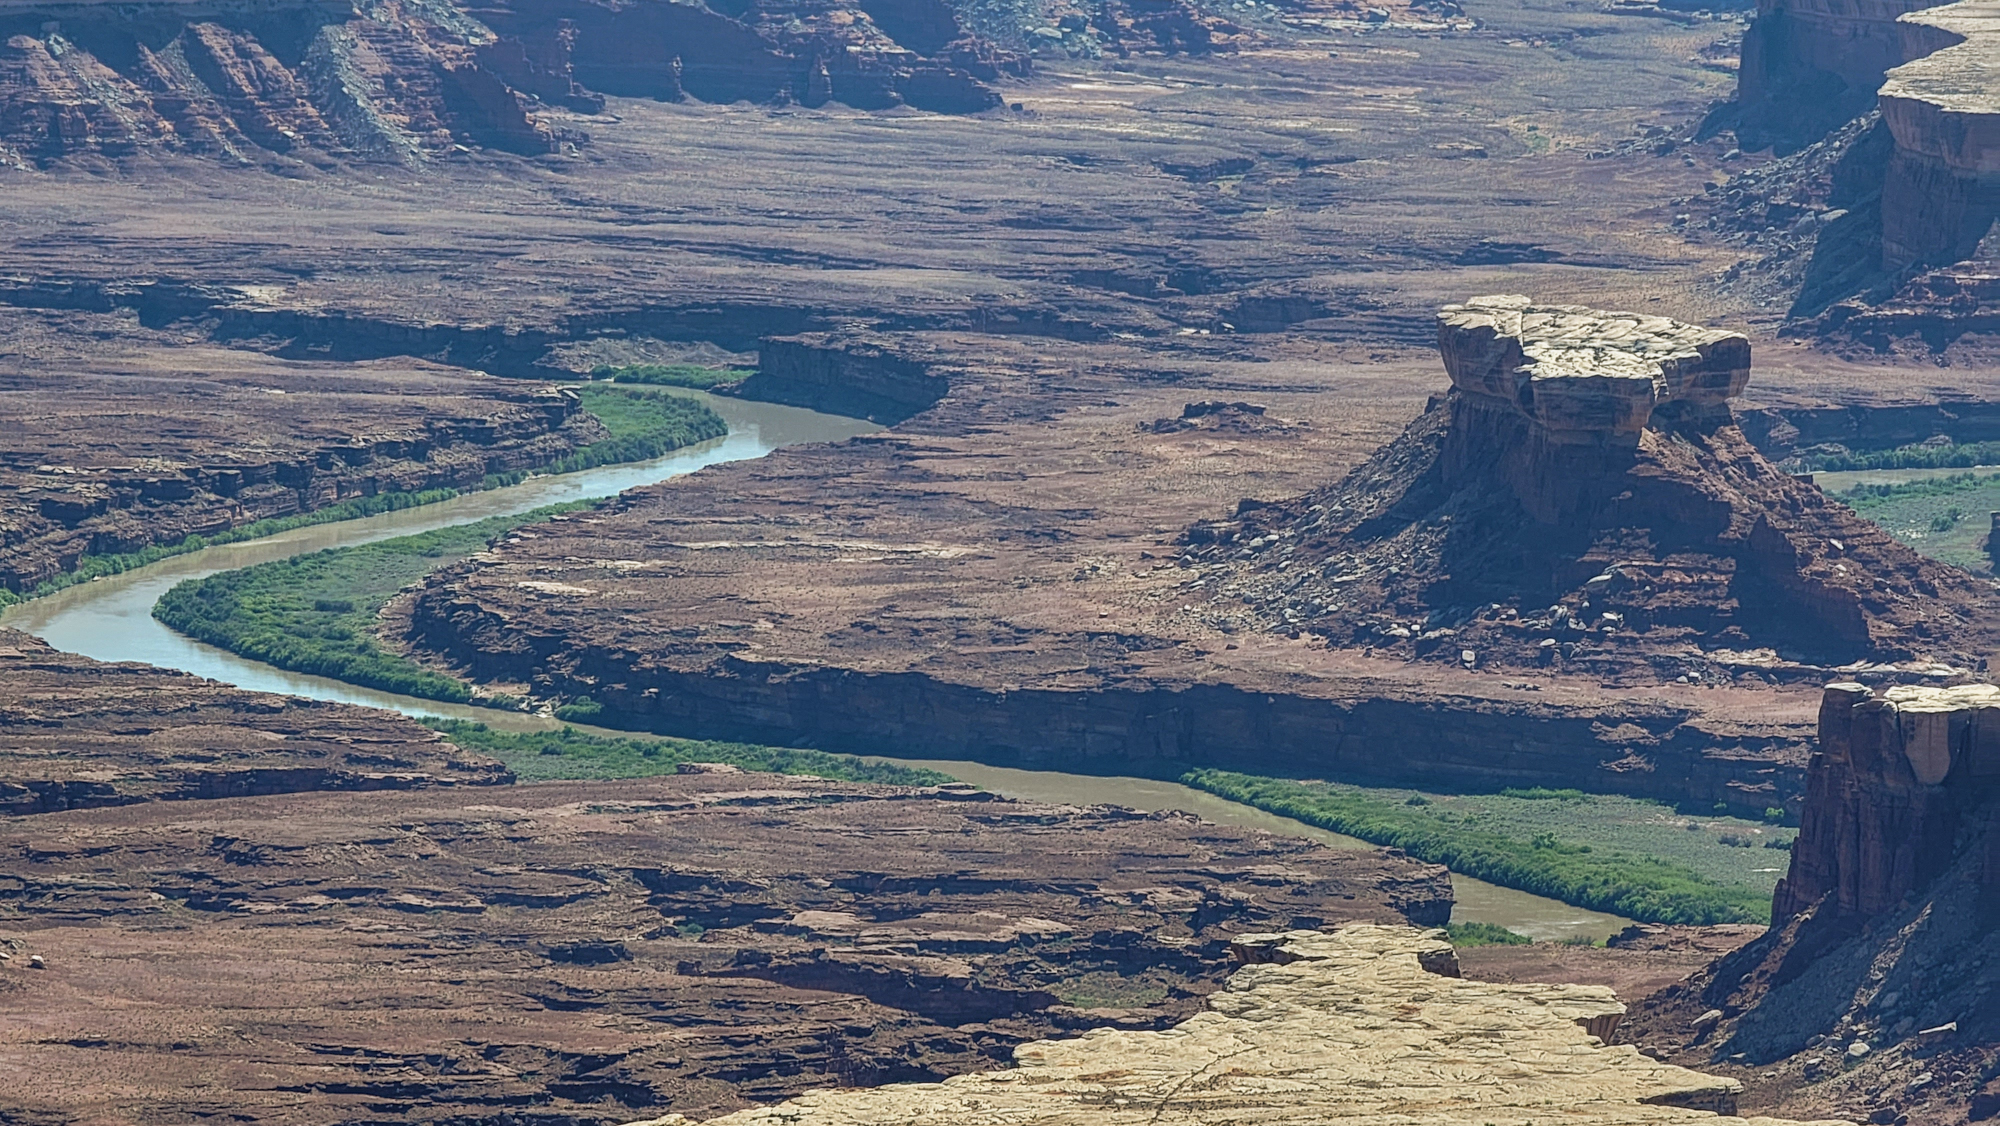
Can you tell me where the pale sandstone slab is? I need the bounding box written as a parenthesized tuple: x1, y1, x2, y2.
(1437, 295, 1751, 439)
(625, 925, 1852, 1126)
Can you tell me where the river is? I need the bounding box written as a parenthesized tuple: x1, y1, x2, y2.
(0, 390, 1631, 943)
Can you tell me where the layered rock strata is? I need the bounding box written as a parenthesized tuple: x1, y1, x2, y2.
(0, 0, 1013, 166)
(1735, 0, 1944, 150)
(1622, 681, 2000, 1123)
(0, 627, 509, 811)
(1775, 681, 2000, 920)
(622, 925, 1849, 1126)
(0, 357, 597, 593)
(1878, 1, 2000, 269)
(1438, 294, 1751, 446)
(1191, 297, 2000, 674)
(0, 772, 1450, 1124)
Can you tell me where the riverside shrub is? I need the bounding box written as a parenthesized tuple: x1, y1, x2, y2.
(1181, 769, 1770, 925)
(425, 719, 955, 786)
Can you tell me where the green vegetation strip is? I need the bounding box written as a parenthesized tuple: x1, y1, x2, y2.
(1835, 472, 2000, 571)
(1795, 438, 2000, 472)
(425, 719, 955, 786)
(0, 488, 461, 612)
(1181, 770, 1776, 925)
(588, 362, 751, 390)
(5, 386, 729, 612)
(153, 503, 594, 702)
(483, 385, 727, 487)
(150, 387, 730, 701)
(1443, 922, 1532, 947)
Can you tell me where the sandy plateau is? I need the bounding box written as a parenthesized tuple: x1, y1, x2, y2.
(2, 0, 2000, 1118)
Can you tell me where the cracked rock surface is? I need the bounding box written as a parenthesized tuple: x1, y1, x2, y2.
(622, 925, 1851, 1126)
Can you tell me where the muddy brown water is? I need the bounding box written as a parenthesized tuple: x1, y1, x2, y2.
(3, 391, 1630, 942)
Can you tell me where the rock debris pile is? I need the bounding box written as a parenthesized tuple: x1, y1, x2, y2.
(1179, 297, 2000, 680)
(622, 925, 1850, 1126)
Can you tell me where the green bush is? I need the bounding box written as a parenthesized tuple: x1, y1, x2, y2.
(554, 696, 604, 722)
(1445, 921, 1532, 947)
(153, 502, 596, 704)
(423, 719, 955, 786)
(1181, 770, 1772, 925)
(1800, 440, 2000, 472)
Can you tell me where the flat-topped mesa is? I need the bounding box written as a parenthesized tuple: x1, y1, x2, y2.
(1776, 681, 2000, 922)
(1437, 295, 1751, 445)
(1878, 0, 2000, 268)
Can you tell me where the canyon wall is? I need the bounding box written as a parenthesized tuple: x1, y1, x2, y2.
(0, 378, 593, 593)
(1739, 0, 2000, 271)
(0, 0, 1010, 167)
(1774, 681, 2000, 922)
(1876, 2, 2000, 269)
(1622, 681, 2000, 1122)
(1736, 0, 1941, 149)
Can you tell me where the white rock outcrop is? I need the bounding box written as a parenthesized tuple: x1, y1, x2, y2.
(623, 924, 1851, 1126)
(1437, 295, 1751, 441)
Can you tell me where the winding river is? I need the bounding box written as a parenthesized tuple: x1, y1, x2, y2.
(0, 390, 1630, 942)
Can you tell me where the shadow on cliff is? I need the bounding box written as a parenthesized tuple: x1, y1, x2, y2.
(1623, 683, 2000, 1122)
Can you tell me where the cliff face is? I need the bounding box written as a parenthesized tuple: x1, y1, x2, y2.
(0, 0, 565, 165)
(1735, 0, 1941, 151)
(1875, 2, 2000, 269)
(1621, 682, 2000, 1123)
(1775, 682, 2000, 921)
(0, 373, 596, 594)
(0, 0, 1011, 167)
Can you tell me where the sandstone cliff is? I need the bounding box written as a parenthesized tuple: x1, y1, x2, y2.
(0, 0, 1012, 167)
(621, 925, 1851, 1126)
(1623, 681, 2000, 1123)
(1192, 296, 2000, 676)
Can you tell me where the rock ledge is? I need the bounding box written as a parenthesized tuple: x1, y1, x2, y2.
(626, 924, 1851, 1126)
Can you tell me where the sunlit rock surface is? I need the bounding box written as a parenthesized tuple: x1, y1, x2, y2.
(624, 925, 1853, 1126)
(1879, 0, 2000, 268)
(1437, 295, 1751, 440)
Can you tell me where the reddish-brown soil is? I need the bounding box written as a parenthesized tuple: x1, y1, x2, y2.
(1458, 924, 1767, 1006)
(0, 627, 509, 811)
(0, 769, 1448, 1125)
(0, 308, 604, 592)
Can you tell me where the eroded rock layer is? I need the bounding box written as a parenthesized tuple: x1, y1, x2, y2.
(0, 352, 599, 593)
(1190, 298, 2000, 676)
(621, 925, 1849, 1126)
(0, 627, 509, 810)
(0, 772, 1450, 1124)
(0, 0, 1012, 166)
